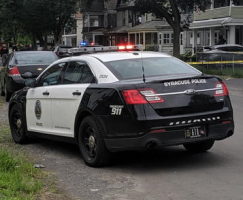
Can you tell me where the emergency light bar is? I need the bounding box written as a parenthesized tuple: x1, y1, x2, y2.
(68, 44, 143, 55)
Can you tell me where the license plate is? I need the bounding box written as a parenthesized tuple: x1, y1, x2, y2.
(185, 126, 206, 139)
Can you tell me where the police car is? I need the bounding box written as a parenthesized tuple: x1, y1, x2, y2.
(8, 45, 234, 167)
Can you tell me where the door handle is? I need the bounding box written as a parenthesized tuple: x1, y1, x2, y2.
(42, 91, 49, 96)
(72, 91, 81, 96)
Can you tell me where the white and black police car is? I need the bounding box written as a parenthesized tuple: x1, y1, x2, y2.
(8, 45, 234, 167)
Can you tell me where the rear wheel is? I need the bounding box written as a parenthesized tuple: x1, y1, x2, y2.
(78, 116, 112, 167)
(5, 85, 11, 102)
(9, 104, 28, 144)
(183, 140, 215, 153)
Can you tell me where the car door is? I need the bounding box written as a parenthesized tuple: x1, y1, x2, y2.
(50, 60, 95, 137)
(26, 62, 66, 134)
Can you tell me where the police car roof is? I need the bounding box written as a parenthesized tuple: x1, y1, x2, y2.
(86, 51, 171, 62)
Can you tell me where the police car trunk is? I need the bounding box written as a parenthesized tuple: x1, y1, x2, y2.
(101, 53, 234, 151)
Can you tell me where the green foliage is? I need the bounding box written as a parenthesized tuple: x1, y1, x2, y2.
(0, 0, 79, 46)
(193, 65, 243, 78)
(130, 0, 211, 57)
(0, 150, 42, 199)
(144, 45, 159, 51)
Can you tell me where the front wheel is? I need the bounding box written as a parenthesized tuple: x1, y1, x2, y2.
(9, 104, 28, 144)
(183, 140, 215, 153)
(78, 116, 112, 167)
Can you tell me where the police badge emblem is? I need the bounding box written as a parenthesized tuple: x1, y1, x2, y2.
(35, 100, 42, 120)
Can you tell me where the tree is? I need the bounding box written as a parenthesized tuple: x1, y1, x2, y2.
(132, 0, 211, 57)
(0, 0, 24, 44)
(0, 0, 79, 49)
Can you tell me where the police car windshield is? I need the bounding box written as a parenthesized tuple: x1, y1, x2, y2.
(16, 53, 57, 65)
(104, 57, 200, 80)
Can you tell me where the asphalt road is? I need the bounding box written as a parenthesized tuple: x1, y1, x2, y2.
(0, 78, 242, 200)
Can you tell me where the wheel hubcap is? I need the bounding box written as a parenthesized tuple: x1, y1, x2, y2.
(88, 135, 95, 148)
(16, 119, 22, 129)
(12, 112, 22, 137)
(83, 126, 97, 158)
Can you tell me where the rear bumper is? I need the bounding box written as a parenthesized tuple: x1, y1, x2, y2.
(104, 122, 234, 152)
(7, 77, 24, 93)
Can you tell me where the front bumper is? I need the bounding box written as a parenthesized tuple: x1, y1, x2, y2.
(104, 122, 234, 152)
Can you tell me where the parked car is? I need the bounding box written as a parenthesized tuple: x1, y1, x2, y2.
(0, 51, 58, 101)
(198, 44, 243, 63)
(52, 45, 73, 58)
(8, 47, 234, 167)
(203, 44, 243, 52)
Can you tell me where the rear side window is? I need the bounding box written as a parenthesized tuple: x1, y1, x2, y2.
(62, 61, 94, 84)
(59, 47, 71, 52)
(16, 53, 57, 65)
(104, 57, 200, 80)
(227, 46, 243, 52)
(217, 47, 229, 51)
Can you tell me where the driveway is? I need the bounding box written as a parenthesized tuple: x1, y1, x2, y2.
(0, 77, 242, 200)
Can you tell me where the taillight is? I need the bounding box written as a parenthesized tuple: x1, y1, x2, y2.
(123, 90, 147, 104)
(214, 81, 229, 97)
(122, 88, 164, 105)
(139, 89, 164, 103)
(9, 66, 20, 77)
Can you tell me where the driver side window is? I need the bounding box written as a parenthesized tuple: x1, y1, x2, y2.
(38, 62, 66, 86)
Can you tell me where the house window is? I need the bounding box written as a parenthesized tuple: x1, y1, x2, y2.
(214, 0, 230, 8)
(163, 33, 173, 45)
(159, 33, 162, 45)
(215, 32, 220, 44)
(206, 32, 210, 46)
(122, 11, 126, 26)
(90, 16, 99, 27)
(197, 32, 201, 45)
(189, 32, 193, 45)
(164, 33, 170, 44)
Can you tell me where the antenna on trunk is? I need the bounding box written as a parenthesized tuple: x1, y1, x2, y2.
(141, 51, 146, 83)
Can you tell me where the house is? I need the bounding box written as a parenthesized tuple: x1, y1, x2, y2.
(62, 13, 83, 47)
(190, 0, 243, 53)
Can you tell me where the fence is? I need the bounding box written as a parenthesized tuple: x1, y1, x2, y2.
(186, 52, 243, 74)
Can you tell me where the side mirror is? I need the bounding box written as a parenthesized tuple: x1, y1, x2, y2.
(22, 72, 33, 79)
(25, 78, 36, 88)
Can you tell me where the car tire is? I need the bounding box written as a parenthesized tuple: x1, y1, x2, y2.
(9, 104, 28, 144)
(0, 85, 5, 96)
(78, 116, 112, 167)
(5, 85, 11, 102)
(183, 140, 215, 153)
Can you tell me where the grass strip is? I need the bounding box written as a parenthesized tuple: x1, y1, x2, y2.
(0, 148, 43, 200)
(193, 65, 243, 78)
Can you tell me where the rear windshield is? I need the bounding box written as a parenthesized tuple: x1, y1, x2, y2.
(16, 53, 57, 65)
(60, 47, 72, 52)
(104, 57, 200, 80)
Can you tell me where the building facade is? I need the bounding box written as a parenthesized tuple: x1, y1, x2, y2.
(190, 0, 243, 53)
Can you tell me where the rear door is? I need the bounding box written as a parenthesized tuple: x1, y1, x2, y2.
(50, 60, 95, 137)
(26, 62, 66, 134)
